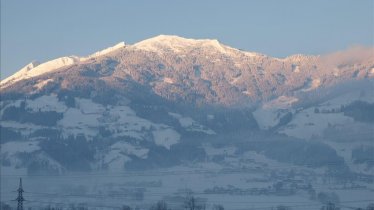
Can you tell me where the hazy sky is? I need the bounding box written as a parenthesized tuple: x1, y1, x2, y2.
(1, 0, 373, 78)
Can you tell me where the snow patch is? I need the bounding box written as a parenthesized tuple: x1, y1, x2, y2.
(103, 141, 149, 171)
(33, 79, 54, 90)
(169, 112, 216, 134)
(292, 64, 300, 73)
(207, 114, 215, 120)
(283, 54, 317, 63)
(333, 68, 340, 77)
(262, 96, 298, 110)
(111, 142, 149, 158)
(204, 145, 237, 156)
(1, 141, 40, 155)
(253, 96, 298, 129)
(1, 121, 47, 137)
(152, 127, 180, 149)
(163, 77, 174, 84)
(58, 108, 100, 138)
(369, 67, 374, 77)
(253, 108, 290, 130)
(26, 95, 67, 112)
(242, 90, 251, 96)
(244, 51, 263, 57)
(75, 98, 106, 114)
(301, 78, 321, 92)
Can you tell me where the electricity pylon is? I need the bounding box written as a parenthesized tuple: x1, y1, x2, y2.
(16, 178, 24, 210)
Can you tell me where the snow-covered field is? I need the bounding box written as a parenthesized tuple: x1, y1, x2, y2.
(1, 95, 182, 149)
(278, 89, 374, 140)
(279, 108, 354, 139)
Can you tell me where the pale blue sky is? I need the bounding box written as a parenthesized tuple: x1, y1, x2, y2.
(1, 0, 373, 78)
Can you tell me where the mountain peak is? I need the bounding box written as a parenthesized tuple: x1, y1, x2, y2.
(133, 35, 226, 53)
(1, 42, 126, 88)
(24, 61, 41, 71)
(1, 56, 80, 88)
(138, 34, 220, 44)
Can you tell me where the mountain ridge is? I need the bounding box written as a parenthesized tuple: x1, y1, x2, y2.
(1, 35, 373, 108)
(1, 35, 344, 86)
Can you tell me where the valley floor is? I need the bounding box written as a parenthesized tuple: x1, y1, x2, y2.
(2, 155, 374, 210)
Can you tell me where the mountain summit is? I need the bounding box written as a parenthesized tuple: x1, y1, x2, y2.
(133, 35, 229, 53)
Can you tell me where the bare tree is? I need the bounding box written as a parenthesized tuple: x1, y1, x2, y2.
(150, 200, 168, 210)
(184, 193, 205, 210)
(212, 204, 224, 210)
(367, 203, 374, 210)
(0, 202, 12, 210)
(276, 205, 292, 210)
(43, 205, 63, 210)
(122, 205, 132, 210)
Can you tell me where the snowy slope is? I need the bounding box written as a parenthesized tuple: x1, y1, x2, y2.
(0, 94, 185, 145)
(0, 57, 80, 87)
(253, 96, 298, 129)
(168, 112, 216, 134)
(1, 42, 125, 88)
(278, 89, 374, 140)
(83, 42, 125, 60)
(279, 108, 354, 139)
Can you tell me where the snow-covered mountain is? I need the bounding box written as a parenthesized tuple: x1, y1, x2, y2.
(1, 35, 373, 175)
(0, 42, 126, 87)
(2, 35, 373, 106)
